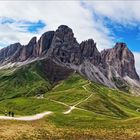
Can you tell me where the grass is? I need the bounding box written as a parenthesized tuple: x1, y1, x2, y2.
(0, 66, 140, 139)
(0, 112, 140, 140)
(0, 97, 68, 116)
(0, 62, 51, 100)
(44, 74, 91, 105)
(78, 84, 140, 119)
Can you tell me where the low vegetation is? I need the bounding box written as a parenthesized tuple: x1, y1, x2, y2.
(0, 66, 140, 139)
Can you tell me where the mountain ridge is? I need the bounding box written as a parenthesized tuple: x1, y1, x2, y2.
(0, 25, 139, 94)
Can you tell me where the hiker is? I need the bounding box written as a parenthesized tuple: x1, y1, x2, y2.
(5, 110, 7, 116)
(12, 112, 14, 117)
(8, 111, 11, 116)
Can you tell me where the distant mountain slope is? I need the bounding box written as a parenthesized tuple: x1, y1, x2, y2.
(1, 72, 140, 120)
(0, 25, 139, 94)
(0, 58, 73, 100)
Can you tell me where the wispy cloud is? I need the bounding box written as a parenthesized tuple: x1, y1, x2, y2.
(0, 18, 46, 47)
(134, 52, 140, 76)
(17, 20, 46, 33)
(0, 1, 114, 50)
(83, 1, 140, 26)
(0, 1, 139, 75)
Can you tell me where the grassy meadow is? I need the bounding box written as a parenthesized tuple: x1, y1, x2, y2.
(0, 65, 140, 139)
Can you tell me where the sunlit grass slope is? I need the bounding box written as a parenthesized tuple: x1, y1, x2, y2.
(78, 83, 140, 118)
(0, 65, 140, 139)
(44, 73, 91, 105)
(0, 64, 51, 100)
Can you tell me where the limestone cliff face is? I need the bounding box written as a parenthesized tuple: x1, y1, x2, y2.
(0, 25, 139, 90)
(33, 31, 54, 57)
(18, 37, 37, 61)
(80, 39, 101, 66)
(101, 43, 139, 81)
(0, 43, 22, 64)
(48, 25, 82, 65)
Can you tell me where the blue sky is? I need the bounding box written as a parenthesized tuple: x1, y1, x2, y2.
(115, 27, 140, 52)
(1, 13, 140, 53)
(18, 20, 46, 33)
(0, 1, 139, 75)
(104, 18, 140, 52)
(0, 17, 46, 33)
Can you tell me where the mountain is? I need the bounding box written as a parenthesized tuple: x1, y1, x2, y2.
(0, 25, 139, 95)
(0, 58, 74, 100)
(101, 43, 139, 81)
(1, 25, 140, 139)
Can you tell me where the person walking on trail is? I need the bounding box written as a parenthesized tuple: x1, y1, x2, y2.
(12, 112, 14, 117)
(8, 111, 11, 117)
(5, 110, 8, 116)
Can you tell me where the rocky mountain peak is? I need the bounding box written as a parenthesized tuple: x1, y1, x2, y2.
(101, 43, 139, 81)
(115, 42, 127, 48)
(54, 25, 78, 46)
(34, 31, 54, 56)
(113, 42, 131, 60)
(0, 42, 22, 63)
(57, 25, 73, 35)
(80, 39, 101, 65)
(27, 37, 37, 46)
(48, 25, 81, 64)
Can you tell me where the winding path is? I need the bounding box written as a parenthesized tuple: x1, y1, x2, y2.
(0, 81, 93, 120)
(0, 111, 52, 121)
(63, 81, 92, 114)
(136, 108, 140, 112)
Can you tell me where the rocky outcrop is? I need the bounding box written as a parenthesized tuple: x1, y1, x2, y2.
(39, 58, 74, 84)
(0, 37, 37, 64)
(101, 43, 139, 81)
(0, 31, 54, 64)
(33, 31, 54, 57)
(77, 60, 116, 88)
(48, 25, 82, 65)
(80, 39, 101, 66)
(18, 37, 37, 61)
(0, 43, 22, 64)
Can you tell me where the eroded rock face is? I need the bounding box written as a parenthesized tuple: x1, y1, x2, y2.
(0, 32, 55, 64)
(0, 43, 22, 64)
(48, 25, 82, 65)
(39, 58, 74, 84)
(101, 43, 139, 81)
(34, 31, 54, 57)
(80, 39, 101, 66)
(19, 37, 37, 61)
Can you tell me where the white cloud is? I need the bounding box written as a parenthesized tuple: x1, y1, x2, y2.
(0, 20, 40, 46)
(134, 52, 140, 76)
(0, 1, 114, 50)
(83, 1, 140, 26)
(0, 1, 139, 76)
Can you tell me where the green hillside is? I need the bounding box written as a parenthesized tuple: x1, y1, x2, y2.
(0, 65, 140, 119)
(0, 62, 51, 100)
(0, 58, 73, 100)
(0, 61, 140, 139)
